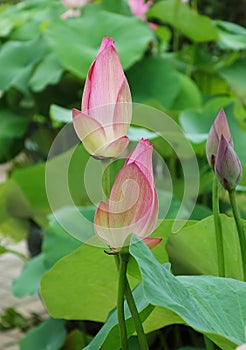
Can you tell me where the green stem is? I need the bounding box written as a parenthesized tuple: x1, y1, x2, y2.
(117, 252, 129, 350)
(101, 159, 111, 200)
(204, 335, 215, 350)
(212, 176, 225, 277)
(115, 255, 149, 350)
(228, 189, 246, 281)
(124, 281, 149, 350)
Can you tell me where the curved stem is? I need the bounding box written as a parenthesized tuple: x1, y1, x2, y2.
(228, 189, 246, 281)
(115, 255, 149, 350)
(117, 252, 129, 350)
(212, 176, 225, 277)
(124, 281, 149, 350)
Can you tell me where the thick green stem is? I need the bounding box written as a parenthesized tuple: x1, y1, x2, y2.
(124, 281, 149, 350)
(204, 335, 215, 350)
(117, 252, 129, 350)
(212, 176, 225, 277)
(115, 255, 149, 350)
(228, 189, 246, 281)
(101, 159, 111, 200)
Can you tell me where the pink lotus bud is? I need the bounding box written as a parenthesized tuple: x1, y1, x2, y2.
(94, 139, 160, 249)
(237, 345, 246, 350)
(215, 135, 242, 191)
(60, 0, 90, 18)
(60, 9, 81, 19)
(61, 0, 90, 9)
(128, 0, 153, 21)
(73, 36, 132, 159)
(206, 109, 232, 168)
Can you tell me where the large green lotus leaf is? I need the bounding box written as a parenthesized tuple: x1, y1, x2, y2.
(44, 11, 154, 78)
(171, 72, 202, 110)
(148, 0, 218, 42)
(126, 57, 181, 109)
(167, 215, 244, 280)
(11, 144, 91, 219)
(12, 254, 48, 297)
(0, 180, 31, 241)
(0, 110, 29, 163)
(39, 219, 190, 321)
(0, 37, 47, 93)
(40, 244, 119, 322)
(84, 287, 181, 350)
(50, 104, 72, 124)
(130, 238, 246, 350)
(0, 0, 61, 38)
(20, 318, 66, 350)
(216, 20, 246, 50)
(219, 59, 246, 105)
(29, 53, 63, 92)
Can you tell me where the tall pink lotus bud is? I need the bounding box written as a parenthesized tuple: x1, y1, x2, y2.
(215, 135, 242, 191)
(206, 109, 232, 168)
(73, 36, 132, 159)
(94, 139, 160, 249)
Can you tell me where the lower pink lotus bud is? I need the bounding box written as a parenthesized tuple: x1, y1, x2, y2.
(215, 135, 242, 191)
(94, 139, 160, 249)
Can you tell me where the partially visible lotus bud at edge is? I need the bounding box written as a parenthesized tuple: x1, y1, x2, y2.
(237, 345, 246, 350)
(128, 0, 157, 29)
(94, 139, 161, 250)
(60, 0, 90, 19)
(215, 135, 242, 191)
(128, 0, 153, 21)
(73, 36, 132, 159)
(206, 109, 232, 169)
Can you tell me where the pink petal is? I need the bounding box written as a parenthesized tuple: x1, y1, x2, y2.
(206, 109, 232, 167)
(128, 0, 152, 20)
(81, 38, 127, 123)
(113, 80, 132, 138)
(215, 135, 242, 190)
(108, 163, 154, 237)
(72, 109, 107, 155)
(94, 201, 130, 248)
(98, 36, 115, 55)
(142, 237, 162, 249)
(94, 201, 111, 245)
(98, 136, 129, 159)
(126, 139, 154, 184)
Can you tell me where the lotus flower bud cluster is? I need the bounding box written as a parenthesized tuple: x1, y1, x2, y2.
(72, 37, 161, 250)
(206, 109, 242, 191)
(94, 139, 160, 249)
(73, 36, 132, 160)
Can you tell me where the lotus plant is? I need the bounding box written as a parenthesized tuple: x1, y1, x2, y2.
(94, 138, 160, 250)
(73, 36, 132, 159)
(206, 109, 245, 281)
